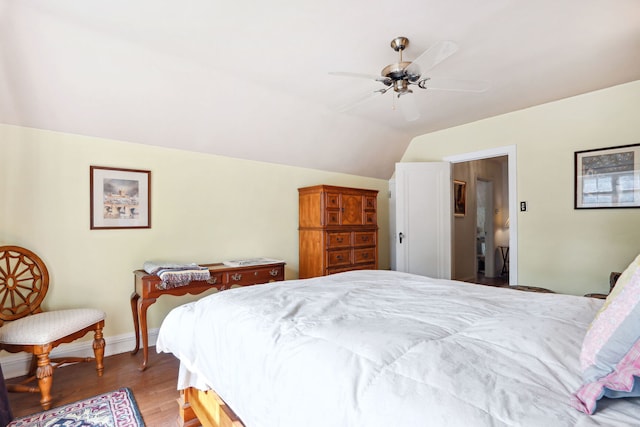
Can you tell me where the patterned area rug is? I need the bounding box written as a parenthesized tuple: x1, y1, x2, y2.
(8, 387, 144, 427)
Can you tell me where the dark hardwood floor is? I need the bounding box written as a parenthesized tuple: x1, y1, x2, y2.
(7, 349, 182, 426)
(473, 272, 509, 287)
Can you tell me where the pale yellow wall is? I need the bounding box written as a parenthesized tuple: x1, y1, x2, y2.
(0, 125, 390, 340)
(402, 80, 640, 295)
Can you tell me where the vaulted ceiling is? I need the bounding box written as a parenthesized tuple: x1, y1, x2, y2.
(2, 1, 639, 179)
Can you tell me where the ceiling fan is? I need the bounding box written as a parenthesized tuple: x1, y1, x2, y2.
(330, 37, 489, 121)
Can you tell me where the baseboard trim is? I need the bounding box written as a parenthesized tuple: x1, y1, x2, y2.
(0, 328, 159, 379)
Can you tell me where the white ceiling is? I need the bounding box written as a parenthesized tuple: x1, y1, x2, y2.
(2, 1, 639, 179)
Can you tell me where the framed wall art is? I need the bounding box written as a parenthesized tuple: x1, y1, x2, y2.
(575, 144, 640, 209)
(90, 166, 151, 229)
(453, 180, 466, 217)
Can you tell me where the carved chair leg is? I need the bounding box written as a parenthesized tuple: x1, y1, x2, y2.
(93, 325, 105, 377)
(35, 352, 53, 410)
(27, 354, 38, 377)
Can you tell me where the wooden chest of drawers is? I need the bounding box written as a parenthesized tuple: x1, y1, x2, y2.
(298, 185, 378, 278)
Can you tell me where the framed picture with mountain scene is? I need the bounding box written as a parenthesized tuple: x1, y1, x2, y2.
(90, 166, 151, 229)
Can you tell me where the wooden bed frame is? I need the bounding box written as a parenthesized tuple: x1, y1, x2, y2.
(178, 386, 245, 427)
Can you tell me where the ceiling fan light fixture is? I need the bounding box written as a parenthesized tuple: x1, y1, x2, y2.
(393, 80, 411, 94)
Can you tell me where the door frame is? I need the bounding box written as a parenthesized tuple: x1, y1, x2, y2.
(444, 145, 518, 285)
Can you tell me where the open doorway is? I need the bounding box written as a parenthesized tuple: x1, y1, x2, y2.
(445, 146, 515, 286)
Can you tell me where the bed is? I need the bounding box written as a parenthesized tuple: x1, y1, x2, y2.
(156, 269, 640, 427)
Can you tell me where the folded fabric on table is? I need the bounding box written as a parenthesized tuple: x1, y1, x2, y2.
(143, 261, 205, 275)
(143, 261, 211, 289)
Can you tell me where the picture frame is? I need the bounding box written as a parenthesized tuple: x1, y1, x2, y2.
(575, 144, 640, 209)
(453, 180, 466, 217)
(90, 166, 151, 229)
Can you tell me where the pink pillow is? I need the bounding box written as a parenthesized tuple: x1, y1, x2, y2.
(571, 254, 640, 414)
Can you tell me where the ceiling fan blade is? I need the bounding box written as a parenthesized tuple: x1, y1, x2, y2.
(406, 40, 459, 78)
(333, 89, 385, 113)
(397, 94, 420, 122)
(421, 77, 490, 93)
(329, 71, 386, 82)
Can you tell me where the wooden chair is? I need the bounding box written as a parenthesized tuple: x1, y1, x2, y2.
(0, 246, 106, 410)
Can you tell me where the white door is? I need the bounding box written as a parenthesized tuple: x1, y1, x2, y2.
(393, 162, 452, 279)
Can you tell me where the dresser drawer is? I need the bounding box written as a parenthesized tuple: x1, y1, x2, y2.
(354, 247, 376, 264)
(327, 232, 351, 248)
(326, 210, 340, 226)
(226, 266, 284, 287)
(207, 272, 225, 287)
(364, 211, 377, 226)
(327, 249, 351, 267)
(326, 192, 340, 208)
(226, 270, 256, 287)
(144, 272, 224, 297)
(364, 195, 376, 210)
(257, 265, 285, 282)
(353, 231, 376, 247)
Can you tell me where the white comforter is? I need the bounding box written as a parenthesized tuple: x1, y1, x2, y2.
(156, 270, 640, 427)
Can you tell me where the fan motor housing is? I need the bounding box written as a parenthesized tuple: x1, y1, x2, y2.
(381, 62, 420, 84)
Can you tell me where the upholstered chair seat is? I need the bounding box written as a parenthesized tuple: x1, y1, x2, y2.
(0, 246, 106, 410)
(0, 309, 105, 346)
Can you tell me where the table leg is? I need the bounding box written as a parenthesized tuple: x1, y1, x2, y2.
(137, 296, 156, 371)
(500, 247, 509, 276)
(130, 292, 140, 355)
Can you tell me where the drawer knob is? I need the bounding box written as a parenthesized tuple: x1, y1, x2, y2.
(269, 269, 279, 276)
(363, 253, 369, 259)
(362, 236, 369, 242)
(336, 255, 343, 260)
(207, 277, 218, 284)
(336, 237, 343, 242)
(231, 273, 242, 281)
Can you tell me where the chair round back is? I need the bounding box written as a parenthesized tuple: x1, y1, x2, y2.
(0, 246, 49, 323)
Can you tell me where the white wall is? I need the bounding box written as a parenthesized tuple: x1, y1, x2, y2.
(402, 80, 640, 295)
(0, 125, 390, 345)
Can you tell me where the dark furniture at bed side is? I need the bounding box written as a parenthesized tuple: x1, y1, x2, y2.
(584, 271, 621, 299)
(130, 261, 285, 370)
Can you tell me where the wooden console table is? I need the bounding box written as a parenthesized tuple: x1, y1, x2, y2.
(130, 261, 285, 370)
